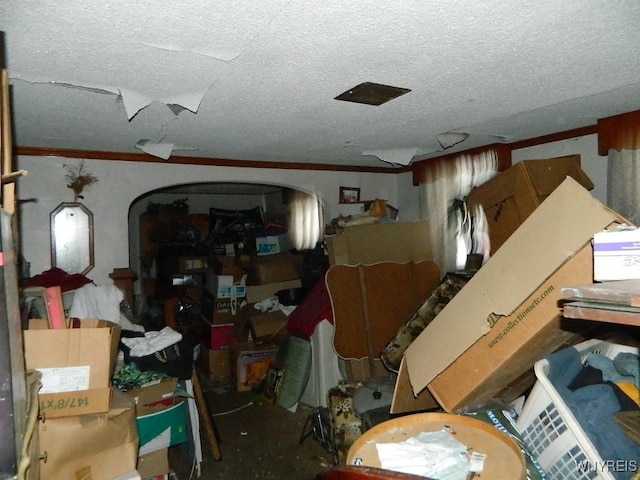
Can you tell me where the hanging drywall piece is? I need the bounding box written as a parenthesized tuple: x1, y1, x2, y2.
(136, 139, 175, 160)
(120, 89, 154, 121)
(436, 132, 470, 150)
(121, 87, 210, 119)
(361, 147, 421, 166)
(162, 89, 209, 115)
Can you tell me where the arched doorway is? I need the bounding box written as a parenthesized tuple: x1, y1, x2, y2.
(128, 181, 325, 316)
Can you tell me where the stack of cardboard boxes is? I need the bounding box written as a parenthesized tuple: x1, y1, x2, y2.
(23, 317, 187, 479)
(391, 157, 623, 414)
(127, 377, 186, 478)
(23, 318, 140, 479)
(200, 250, 303, 392)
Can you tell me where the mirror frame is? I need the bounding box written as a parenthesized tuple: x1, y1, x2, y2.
(50, 202, 95, 276)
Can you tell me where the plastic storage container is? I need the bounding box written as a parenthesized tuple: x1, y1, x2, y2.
(515, 339, 639, 480)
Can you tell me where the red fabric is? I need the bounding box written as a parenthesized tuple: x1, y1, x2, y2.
(286, 276, 333, 340)
(22, 268, 93, 292)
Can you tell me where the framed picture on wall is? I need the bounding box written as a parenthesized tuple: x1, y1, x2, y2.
(339, 187, 360, 204)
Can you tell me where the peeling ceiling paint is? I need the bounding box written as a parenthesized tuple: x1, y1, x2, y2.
(2, 1, 640, 167)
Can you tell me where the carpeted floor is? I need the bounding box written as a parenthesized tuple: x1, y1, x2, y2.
(167, 370, 334, 480)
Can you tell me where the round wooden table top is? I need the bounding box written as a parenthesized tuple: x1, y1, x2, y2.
(346, 412, 526, 480)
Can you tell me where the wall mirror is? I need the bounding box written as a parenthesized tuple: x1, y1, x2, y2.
(50, 202, 94, 275)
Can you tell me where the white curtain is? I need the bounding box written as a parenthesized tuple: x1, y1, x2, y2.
(419, 150, 498, 273)
(289, 190, 324, 250)
(607, 149, 640, 226)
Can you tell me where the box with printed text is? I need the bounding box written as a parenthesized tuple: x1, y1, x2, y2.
(593, 227, 640, 281)
(393, 177, 625, 414)
(23, 318, 121, 418)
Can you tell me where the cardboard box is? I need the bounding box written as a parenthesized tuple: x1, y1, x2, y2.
(23, 318, 121, 418)
(126, 377, 179, 417)
(201, 288, 248, 325)
(466, 155, 594, 255)
(137, 401, 187, 455)
(427, 245, 591, 411)
(38, 388, 138, 480)
(211, 323, 237, 350)
(256, 234, 291, 255)
(230, 343, 279, 392)
(325, 221, 433, 266)
(178, 256, 209, 273)
(248, 253, 299, 284)
(214, 298, 244, 324)
(200, 347, 231, 382)
(216, 275, 247, 298)
(214, 255, 244, 281)
(246, 279, 302, 303)
(593, 227, 640, 281)
(248, 310, 288, 342)
(394, 177, 623, 413)
(137, 448, 169, 479)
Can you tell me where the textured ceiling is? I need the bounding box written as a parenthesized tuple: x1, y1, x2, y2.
(2, 1, 640, 169)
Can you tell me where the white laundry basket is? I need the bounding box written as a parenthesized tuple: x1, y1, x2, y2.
(515, 339, 638, 480)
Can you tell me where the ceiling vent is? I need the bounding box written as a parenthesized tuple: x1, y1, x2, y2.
(334, 82, 411, 106)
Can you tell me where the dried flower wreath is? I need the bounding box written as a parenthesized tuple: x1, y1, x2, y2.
(64, 160, 99, 202)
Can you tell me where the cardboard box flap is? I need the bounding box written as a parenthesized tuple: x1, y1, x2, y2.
(391, 357, 439, 413)
(404, 176, 620, 396)
(127, 377, 179, 416)
(326, 260, 441, 360)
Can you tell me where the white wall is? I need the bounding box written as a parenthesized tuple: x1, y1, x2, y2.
(16, 155, 398, 285)
(16, 137, 607, 287)
(396, 170, 421, 222)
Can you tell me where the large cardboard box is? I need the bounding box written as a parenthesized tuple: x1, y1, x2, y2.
(38, 388, 138, 480)
(23, 318, 121, 418)
(325, 221, 432, 266)
(393, 177, 623, 413)
(466, 155, 594, 255)
(426, 245, 592, 411)
(248, 253, 298, 284)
